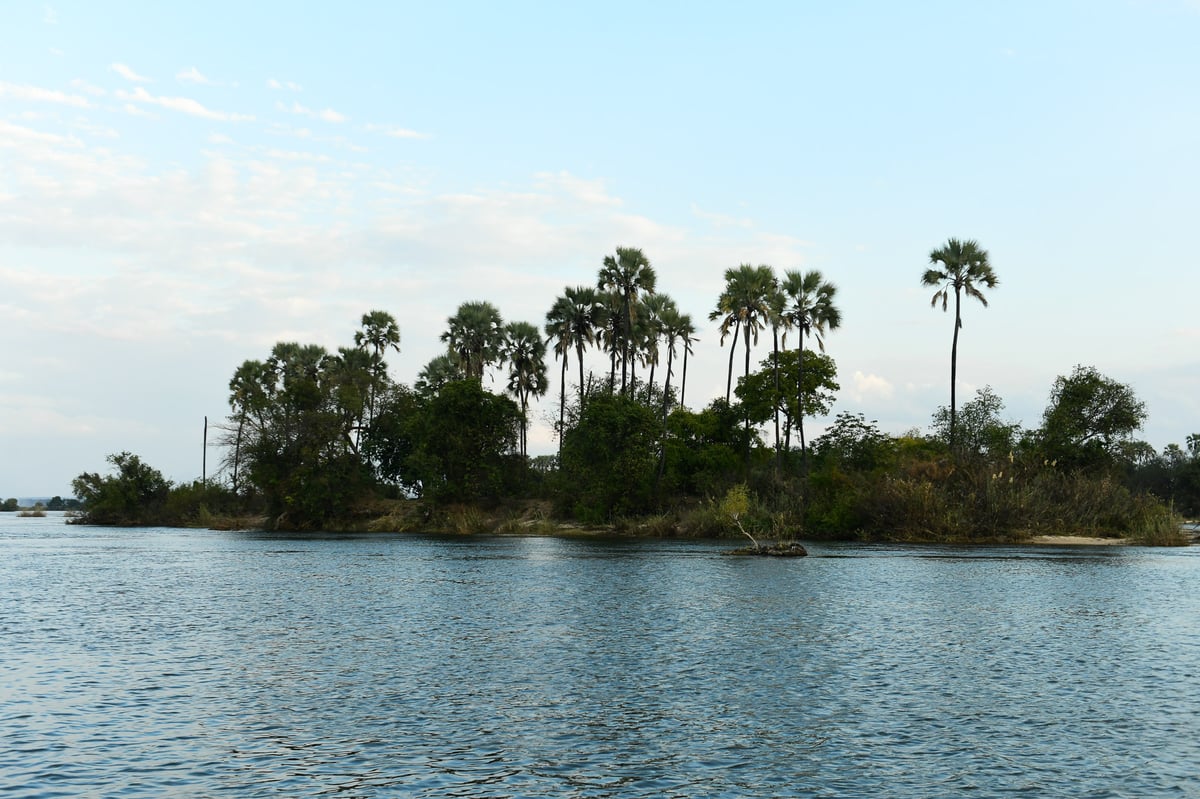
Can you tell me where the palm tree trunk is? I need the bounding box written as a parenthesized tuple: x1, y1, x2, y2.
(743, 323, 753, 466)
(950, 287, 961, 453)
(725, 320, 740, 403)
(798, 340, 808, 474)
(558, 355, 567, 454)
(681, 346, 689, 408)
(658, 348, 674, 483)
(576, 342, 586, 409)
(772, 325, 781, 465)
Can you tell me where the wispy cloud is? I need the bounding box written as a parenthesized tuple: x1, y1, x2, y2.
(111, 63, 152, 83)
(177, 66, 215, 85)
(119, 87, 253, 122)
(278, 100, 346, 123)
(69, 79, 106, 96)
(0, 81, 91, 108)
(44, 4, 58, 24)
(365, 123, 430, 140)
(691, 203, 753, 229)
(267, 78, 302, 92)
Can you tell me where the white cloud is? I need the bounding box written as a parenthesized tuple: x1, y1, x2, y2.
(0, 81, 91, 108)
(123, 103, 155, 118)
(365, 123, 430, 140)
(278, 100, 346, 123)
(535, 171, 621, 207)
(691, 203, 753, 229)
(177, 66, 215, 85)
(69, 79, 106, 97)
(119, 87, 254, 122)
(267, 78, 302, 92)
(111, 63, 152, 83)
(848, 371, 895, 403)
(44, 4, 58, 24)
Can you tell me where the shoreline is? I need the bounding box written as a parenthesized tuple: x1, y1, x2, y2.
(1026, 534, 1130, 546)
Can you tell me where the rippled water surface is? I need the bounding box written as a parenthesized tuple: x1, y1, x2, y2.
(3, 514, 1200, 797)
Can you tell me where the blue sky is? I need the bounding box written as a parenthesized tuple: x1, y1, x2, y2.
(2, 0, 1198, 496)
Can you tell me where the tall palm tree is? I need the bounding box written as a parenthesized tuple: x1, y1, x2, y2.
(678, 313, 697, 409)
(353, 309, 400, 447)
(544, 286, 601, 447)
(710, 263, 776, 403)
(922, 238, 998, 451)
(640, 293, 673, 402)
(781, 270, 842, 471)
(503, 321, 548, 458)
(441, 301, 505, 382)
(596, 246, 656, 396)
(656, 299, 686, 480)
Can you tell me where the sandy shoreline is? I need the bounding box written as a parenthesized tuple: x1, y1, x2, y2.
(1027, 535, 1130, 546)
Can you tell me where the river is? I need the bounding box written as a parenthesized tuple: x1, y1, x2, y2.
(3, 513, 1198, 797)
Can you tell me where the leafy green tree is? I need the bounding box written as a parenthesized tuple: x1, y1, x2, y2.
(781, 269, 842, 469)
(1039, 365, 1147, 471)
(405, 379, 522, 503)
(597, 247, 656, 396)
(1, 498, 18, 512)
(662, 399, 754, 497)
(930, 385, 1021, 461)
(921, 238, 998, 451)
(558, 392, 660, 520)
(71, 452, 172, 525)
(441, 301, 505, 382)
(503, 320, 548, 458)
(735, 349, 839, 455)
(813, 413, 895, 472)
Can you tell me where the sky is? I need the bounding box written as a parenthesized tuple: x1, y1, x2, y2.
(2, 0, 1199, 497)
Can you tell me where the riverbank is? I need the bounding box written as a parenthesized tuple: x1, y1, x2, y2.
(199, 498, 1192, 546)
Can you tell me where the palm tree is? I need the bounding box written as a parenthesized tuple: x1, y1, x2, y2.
(678, 313, 697, 409)
(640, 293, 674, 402)
(710, 263, 776, 403)
(353, 309, 400, 447)
(415, 354, 463, 396)
(227, 359, 272, 493)
(544, 286, 600, 447)
(596, 246, 656, 396)
(441, 301, 505, 382)
(503, 321, 548, 458)
(922, 238, 998, 451)
(781, 270, 842, 471)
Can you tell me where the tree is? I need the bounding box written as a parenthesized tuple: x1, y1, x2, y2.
(409, 380, 522, 503)
(1040, 365, 1147, 471)
(354, 309, 401, 435)
(544, 286, 600, 447)
(557, 393, 660, 521)
(781, 269, 842, 470)
(597, 246, 656, 396)
(71, 452, 172, 525)
(415, 354, 464, 396)
(227, 359, 272, 494)
(711, 264, 776, 404)
(921, 238, 998, 452)
(735, 349, 840, 454)
(503, 320, 548, 458)
(930, 385, 1020, 460)
(441, 301, 505, 382)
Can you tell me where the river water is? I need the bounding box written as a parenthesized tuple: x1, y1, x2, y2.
(3, 513, 1199, 798)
